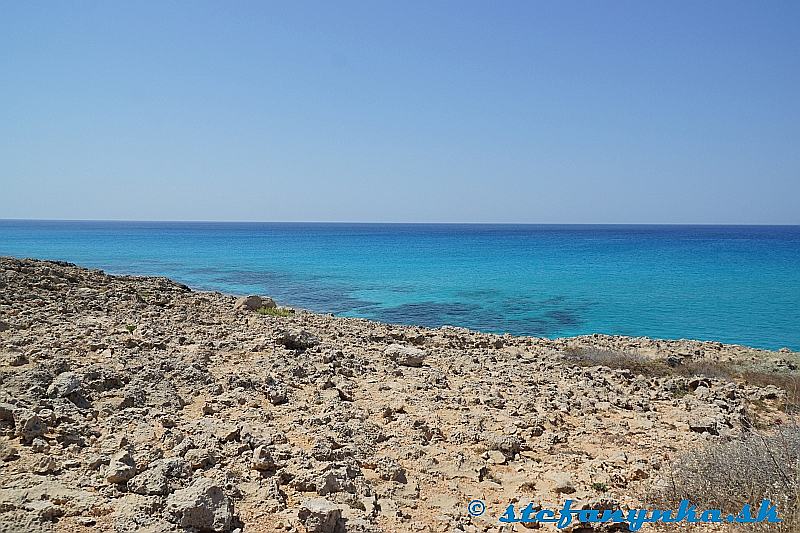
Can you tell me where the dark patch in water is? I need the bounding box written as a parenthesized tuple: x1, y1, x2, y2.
(371, 301, 483, 328)
(544, 309, 582, 326)
(455, 288, 500, 299)
(194, 269, 378, 315)
(513, 318, 551, 336)
(209, 270, 295, 285)
(135, 263, 594, 337)
(541, 295, 567, 305)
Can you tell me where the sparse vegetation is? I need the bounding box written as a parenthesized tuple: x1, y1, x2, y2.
(650, 426, 800, 532)
(255, 306, 294, 317)
(5, 257, 798, 531)
(562, 347, 800, 407)
(572, 342, 800, 528)
(125, 324, 136, 333)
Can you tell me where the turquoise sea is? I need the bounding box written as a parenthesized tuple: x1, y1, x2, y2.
(1, 221, 798, 350)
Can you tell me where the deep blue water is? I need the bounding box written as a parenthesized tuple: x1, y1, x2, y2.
(1, 221, 798, 351)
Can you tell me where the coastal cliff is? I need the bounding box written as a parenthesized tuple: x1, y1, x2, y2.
(0, 257, 796, 532)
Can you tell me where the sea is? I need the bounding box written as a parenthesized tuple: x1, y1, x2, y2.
(1, 221, 798, 351)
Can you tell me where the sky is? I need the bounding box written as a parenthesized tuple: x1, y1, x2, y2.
(1, 1, 798, 224)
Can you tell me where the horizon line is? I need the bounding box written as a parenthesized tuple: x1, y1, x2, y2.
(1, 218, 799, 227)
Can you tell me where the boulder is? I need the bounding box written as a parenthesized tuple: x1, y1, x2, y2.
(127, 465, 168, 496)
(196, 418, 240, 442)
(185, 448, 213, 470)
(165, 477, 233, 532)
(13, 409, 46, 443)
(251, 445, 274, 471)
(234, 295, 275, 311)
(384, 344, 426, 367)
(688, 415, 719, 435)
(298, 498, 344, 533)
(376, 457, 406, 482)
(47, 372, 81, 398)
(548, 471, 576, 494)
(484, 434, 522, 460)
(278, 329, 320, 350)
(105, 450, 136, 484)
(0, 441, 18, 462)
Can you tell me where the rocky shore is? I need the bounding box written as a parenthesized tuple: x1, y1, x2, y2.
(0, 257, 796, 532)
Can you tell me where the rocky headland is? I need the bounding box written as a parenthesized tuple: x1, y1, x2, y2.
(0, 257, 797, 532)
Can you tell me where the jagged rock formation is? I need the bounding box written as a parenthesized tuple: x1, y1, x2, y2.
(0, 257, 795, 532)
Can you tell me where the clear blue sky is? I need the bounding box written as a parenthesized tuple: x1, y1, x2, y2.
(1, 1, 798, 223)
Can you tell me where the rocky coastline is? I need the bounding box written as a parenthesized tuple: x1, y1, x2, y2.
(0, 257, 797, 532)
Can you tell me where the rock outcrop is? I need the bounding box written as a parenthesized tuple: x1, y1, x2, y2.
(0, 257, 796, 532)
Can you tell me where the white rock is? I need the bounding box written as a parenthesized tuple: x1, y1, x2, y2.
(165, 478, 232, 532)
(298, 498, 343, 533)
(47, 372, 81, 398)
(234, 295, 275, 311)
(251, 445, 274, 471)
(384, 344, 426, 367)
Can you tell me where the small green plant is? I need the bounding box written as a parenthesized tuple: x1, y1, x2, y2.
(591, 482, 608, 493)
(125, 324, 136, 333)
(255, 306, 294, 317)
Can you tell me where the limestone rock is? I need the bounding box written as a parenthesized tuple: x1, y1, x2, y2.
(484, 434, 522, 460)
(111, 493, 172, 533)
(32, 455, 59, 474)
(375, 457, 406, 482)
(105, 450, 136, 484)
(0, 403, 15, 422)
(234, 295, 275, 311)
(165, 477, 233, 532)
(47, 372, 81, 398)
(251, 445, 274, 471)
(298, 498, 344, 533)
(13, 409, 46, 443)
(127, 465, 168, 496)
(384, 344, 426, 367)
(0, 257, 796, 533)
(185, 448, 213, 470)
(548, 471, 576, 494)
(197, 418, 240, 442)
(688, 415, 719, 435)
(0, 441, 19, 462)
(278, 328, 320, 350)
(484, 450, 506, 465)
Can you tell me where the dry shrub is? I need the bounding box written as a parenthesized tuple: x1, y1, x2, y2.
(651, 427, 800, 531)
(562, 347, 674, 377)
(562, 347, 800, 406)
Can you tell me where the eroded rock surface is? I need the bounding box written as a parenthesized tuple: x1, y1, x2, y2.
(0, 257, 796, 532)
